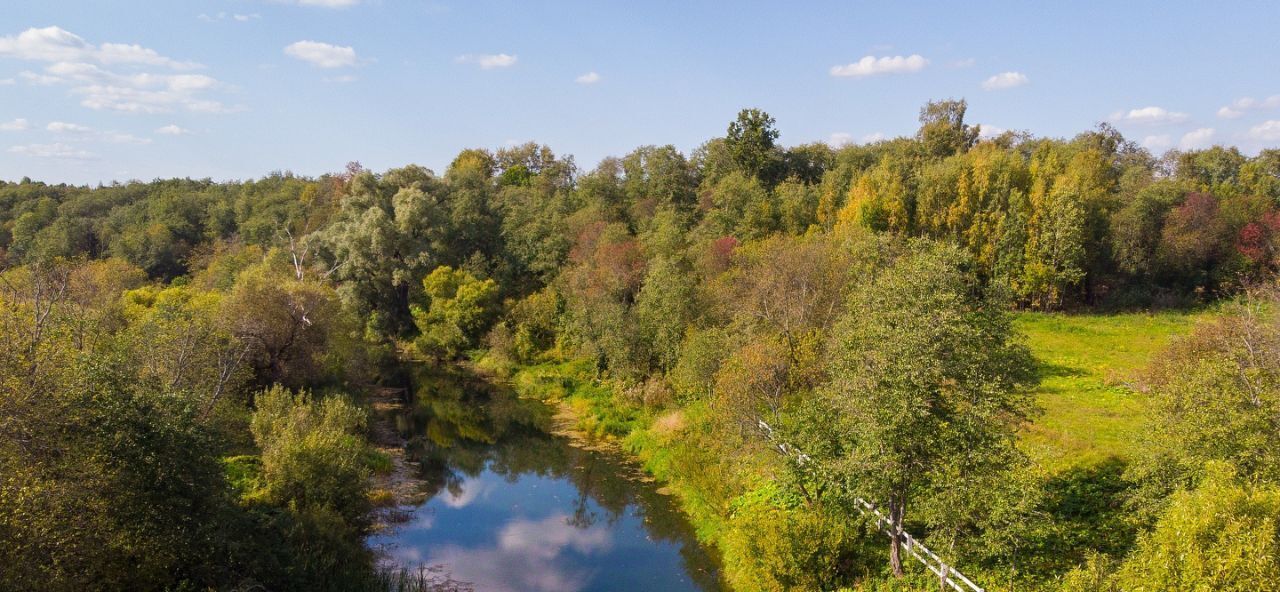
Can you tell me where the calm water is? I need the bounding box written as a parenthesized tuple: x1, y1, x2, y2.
(369, 365, 722, 592)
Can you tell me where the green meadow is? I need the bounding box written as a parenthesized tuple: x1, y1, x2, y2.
(1015, 310, 1211, 470)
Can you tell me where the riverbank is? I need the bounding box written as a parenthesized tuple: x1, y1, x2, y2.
(470, 356, 833, 591)
(367, 385, 428, 532)
(366, 358, 725, 591)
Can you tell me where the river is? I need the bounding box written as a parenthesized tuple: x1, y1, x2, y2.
(368, 364, 724, 592)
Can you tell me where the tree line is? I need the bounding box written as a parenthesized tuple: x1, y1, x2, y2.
(1, 100, 1278, 590)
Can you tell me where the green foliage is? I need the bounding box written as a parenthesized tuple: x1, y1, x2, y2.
(803, 241, 1036, 573)
(412, 266, 499, 359)
(725, 108, 782, 184)
(1096, 463, 1280, 591)
(251, 385, 372, 526)
(721, 498, 865, 592)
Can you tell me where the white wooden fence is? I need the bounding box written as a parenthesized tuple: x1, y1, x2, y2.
(756, 420, 984, 592)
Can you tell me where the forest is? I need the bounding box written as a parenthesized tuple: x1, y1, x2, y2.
(2, 100, 1279, 591)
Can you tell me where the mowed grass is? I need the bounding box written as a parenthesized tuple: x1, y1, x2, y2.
(1014, 310, 1211, 470)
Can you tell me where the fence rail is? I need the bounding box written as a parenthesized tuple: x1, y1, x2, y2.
(756, 420, 984, 592)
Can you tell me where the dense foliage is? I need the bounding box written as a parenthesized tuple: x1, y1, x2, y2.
(1, 102, 1278, 591)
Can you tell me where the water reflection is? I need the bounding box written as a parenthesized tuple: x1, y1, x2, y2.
(371, 365, 722, 592)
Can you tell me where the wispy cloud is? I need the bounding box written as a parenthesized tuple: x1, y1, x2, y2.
(1110, 106, 1189, 126)
(1, 118, 30, 131)
(199, 12, 261, 22)
(0, 26, 200, 69)
(457, 53, 517, 69)
(982, 71, 1028, 91)
(827, 132, 853, 147)
(0, 26, 236, 114)
(284, 0, 361, 7)
(46, 121, 151, 144)
(828, 131, 886, 146)
(8, 142, 98, 160)
(1218, 95, 1280, 119)
(1142, 135, 1173, 152)
(830, 54, 927, 78)
(47, 121, 91, 133)
(978, 125, 1008, 139)
(575, 71, 600, 84)
(1179, 128, 1215, 150)
(284, 40, 358, 68)
(155, 124, 191, 136)
(1247, 120, 1280, 142)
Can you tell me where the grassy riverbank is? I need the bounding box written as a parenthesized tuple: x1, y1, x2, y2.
(475, 308, 1217, 591)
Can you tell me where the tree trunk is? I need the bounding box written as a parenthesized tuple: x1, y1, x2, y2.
(888, 496, 906, 577)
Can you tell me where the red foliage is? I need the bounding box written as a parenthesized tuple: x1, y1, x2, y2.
(1236, 210, 1280, 265)
(705, 236, 739, 275)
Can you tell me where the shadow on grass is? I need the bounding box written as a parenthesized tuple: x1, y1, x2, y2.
(1035, 360, 1088, 380)
(1017, 456, 1138, 577)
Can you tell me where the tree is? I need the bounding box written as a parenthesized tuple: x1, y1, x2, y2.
(1127, 289, 1280, 517)
(313, 166, 447, 337)
(725, 108, 782, 183)
(1105, 463, 1280, 591)
(412, 266, 499, 359)
(803, 242, 1035, 576)
(250, 385, 372, 526)
(917, 99, 980, 158)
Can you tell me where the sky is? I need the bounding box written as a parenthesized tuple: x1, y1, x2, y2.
(2, 0, 1279, 185)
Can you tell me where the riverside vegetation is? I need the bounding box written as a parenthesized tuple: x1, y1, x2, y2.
(2, 101, 1280, 590)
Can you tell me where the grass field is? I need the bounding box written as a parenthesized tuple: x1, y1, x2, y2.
(1014, 310, 1211, 470)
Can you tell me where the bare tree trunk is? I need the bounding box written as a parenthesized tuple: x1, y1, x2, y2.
(889, 496, 905, 577)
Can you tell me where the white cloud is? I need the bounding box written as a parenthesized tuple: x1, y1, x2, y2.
(324, 74, 357, 83)
(828, 131, 888, 146)
(830, 54, 927, 78)
(457, 53, 517, 69)
(1110, 106, 1189, 126)
(7, 142, 97, 160)
(0, 78, 12, 85)
(1142, 135, 1173, 152)
(200, 12, 261, 22)
(978, 125, 1007, 139)
(284, 40, 358, 68)
(155, 124, 191, 135)
(1179, 128, 1215, 150)
(951, 58, 976, 69)
(982, 71, 1028, 91)
(575, 71, 600, 84)
(0, 26, 200, 69)
(1247, 120, 1280, 142)
(19, 70, 61, 85)
(1217, 95, 1280, 119)
(45, 121, 151, 144)
(100, 132, 150, 144)
(290, 0, 361, 7)
(47, 121, 91, 133)
(1, 118, 30, 131)
(0, 26, 234, 114)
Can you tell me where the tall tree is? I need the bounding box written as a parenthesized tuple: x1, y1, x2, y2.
(725, 108, 783, 184)
(803, 242, 1035, 576)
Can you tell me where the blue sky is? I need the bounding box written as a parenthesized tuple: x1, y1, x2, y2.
(2, 1, 1279, 184)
